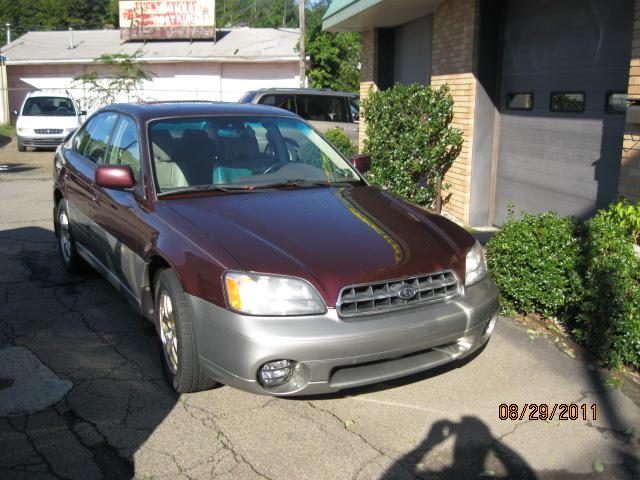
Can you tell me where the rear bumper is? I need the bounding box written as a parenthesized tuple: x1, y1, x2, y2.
(187, 275, 499, 396)
(18, 135, 65, 148)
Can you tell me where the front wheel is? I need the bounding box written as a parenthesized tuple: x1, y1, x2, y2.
(154, 268, 218, 393)
(17, 140, 25, 152)
(56, 201, 84, 273)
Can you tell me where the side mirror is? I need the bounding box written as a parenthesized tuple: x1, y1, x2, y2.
(350, 153, 371, 173)
(95, 165, 135, 190)
(11, 110, 17, 116)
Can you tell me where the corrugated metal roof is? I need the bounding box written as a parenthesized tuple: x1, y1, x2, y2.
(1, 28, 299, 65)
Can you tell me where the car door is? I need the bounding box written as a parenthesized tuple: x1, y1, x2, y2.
(91, 114, 148, 302)
(64, 111, 119, 252)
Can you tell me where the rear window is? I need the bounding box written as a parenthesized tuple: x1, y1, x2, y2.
(22, 96, 76, 116)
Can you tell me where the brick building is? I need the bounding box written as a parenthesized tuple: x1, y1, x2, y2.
(324, 0, 639, 227)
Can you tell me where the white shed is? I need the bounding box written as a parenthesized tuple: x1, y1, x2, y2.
(0, 28, 302, 120)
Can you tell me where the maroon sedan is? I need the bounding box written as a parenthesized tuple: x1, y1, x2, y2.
(53, 102, 498, 396)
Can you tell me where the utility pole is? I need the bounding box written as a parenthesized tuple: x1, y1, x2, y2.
(283, 0, 287, 28)
(298, 0, 305, 88)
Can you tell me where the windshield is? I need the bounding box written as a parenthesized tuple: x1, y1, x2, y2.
(21, 96, 77, 116)
(149, 115, 361, 194)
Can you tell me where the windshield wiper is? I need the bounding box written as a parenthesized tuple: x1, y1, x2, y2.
(157, 184, 252, 197)
(249, 179, 360, 189)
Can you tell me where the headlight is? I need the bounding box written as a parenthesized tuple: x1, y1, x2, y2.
(17, 127, 31, 134)
(465, 241, 487, 286)
(224, 271, 326, 316)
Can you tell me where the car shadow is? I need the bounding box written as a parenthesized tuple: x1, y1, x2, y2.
(0, 163, 37, 174)
(0, 135, 12, 148)
(0, 226, 178, 479)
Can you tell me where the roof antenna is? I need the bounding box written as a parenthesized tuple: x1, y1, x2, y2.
(68, 27, 74, 49)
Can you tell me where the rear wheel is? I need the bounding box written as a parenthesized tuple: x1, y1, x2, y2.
(154, 268, 217, 393)
(56, 201, 84, 273)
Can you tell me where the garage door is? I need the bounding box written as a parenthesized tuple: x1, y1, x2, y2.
(493, 0, 633, 224)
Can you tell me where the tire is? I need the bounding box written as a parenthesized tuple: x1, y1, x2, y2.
(153, 268, 218, 393)
(56, 200, 84, 273)
(17, 140, 25, 152)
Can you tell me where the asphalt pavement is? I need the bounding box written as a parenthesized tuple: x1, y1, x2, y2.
(0, 143, 639, 480)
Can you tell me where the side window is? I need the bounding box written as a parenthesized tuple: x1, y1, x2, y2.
(107, 116, 141, 181)
(296, 95, 349, 122)
(550, 92, 585, 113)
(259, 94, 296, 113)
(76, 112, 119, 164)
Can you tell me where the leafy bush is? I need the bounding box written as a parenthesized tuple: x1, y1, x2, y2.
(575, 212, 640, 368)
(600, 197, 640, 243)
(486, 212, 581, 319)
(361, 83, 463, 208)
(324, 127, 355, 158)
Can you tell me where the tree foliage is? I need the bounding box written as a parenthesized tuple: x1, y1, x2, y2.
(73, 50, 153, 110)
(0, 0, 116, 37)
(216, 0, 299, 28)
(305, 1, 360, 92)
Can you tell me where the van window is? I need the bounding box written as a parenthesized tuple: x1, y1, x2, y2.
(22, 96, 77, 116)
(259, 94, 296, 113)
(296, 95, 349, 123)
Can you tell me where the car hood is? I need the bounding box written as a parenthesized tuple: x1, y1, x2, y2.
(163, 186, 474, 306)
(17, 116, 80, 130)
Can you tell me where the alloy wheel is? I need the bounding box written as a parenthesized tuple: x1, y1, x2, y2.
(158, 289, 179, 374)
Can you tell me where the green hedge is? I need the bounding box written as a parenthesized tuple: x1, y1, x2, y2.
(361, 83, 463, 208)
(487, 207, 640, 369)
(324, 127, 355, 158)
(486, 212, 581, 319)
(575, 212, 640, 368)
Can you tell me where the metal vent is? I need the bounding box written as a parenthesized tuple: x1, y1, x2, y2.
(337, 271, 461, 318)
(34, 129, 63, 134)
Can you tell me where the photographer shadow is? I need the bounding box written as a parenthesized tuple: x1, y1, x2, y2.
(382, 416, 537, 480)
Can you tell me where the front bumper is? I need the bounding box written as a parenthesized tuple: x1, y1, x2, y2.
(187, 275, 499, 396)
(18, 135, 66, 148)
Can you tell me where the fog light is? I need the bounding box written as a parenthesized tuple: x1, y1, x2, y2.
(258, 360, 294, 388)
(484, 314, 497, 336)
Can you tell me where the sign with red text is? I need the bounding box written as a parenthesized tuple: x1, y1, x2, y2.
(119, 1, 215, 41)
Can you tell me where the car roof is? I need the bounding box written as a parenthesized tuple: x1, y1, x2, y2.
(249, 88, 359, 98)
(103, 101, 302, 122)
(26, 90, 74, 98)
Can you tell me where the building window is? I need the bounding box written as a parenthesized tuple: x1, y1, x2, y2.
(550, 92, 585, 113)
(506, 92, 534, 110)
(605, 91, 627, 114)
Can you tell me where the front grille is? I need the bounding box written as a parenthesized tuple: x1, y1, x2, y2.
(34, 129, 63, 134)
(337, 271, 461, 318)
(23, 138, 64, 146)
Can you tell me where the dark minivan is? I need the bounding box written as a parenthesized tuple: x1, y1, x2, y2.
(53, 102, 498, 396)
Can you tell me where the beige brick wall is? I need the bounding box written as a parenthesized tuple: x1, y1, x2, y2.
(431, 0, 479, 224)
(357, 0, 479, 224)
(619, 0, 640, 199)
(359, 29, 378, 151)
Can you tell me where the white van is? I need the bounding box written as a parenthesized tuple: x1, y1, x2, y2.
(14, 91, 85, 152)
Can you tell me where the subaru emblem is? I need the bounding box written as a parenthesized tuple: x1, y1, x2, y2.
(397, 286, 418, 300)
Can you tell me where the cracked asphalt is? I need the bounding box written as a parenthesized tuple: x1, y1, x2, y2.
(1, 146, 639, 480)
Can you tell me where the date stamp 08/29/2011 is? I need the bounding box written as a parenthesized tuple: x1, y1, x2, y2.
(499, 403, 598, 421)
